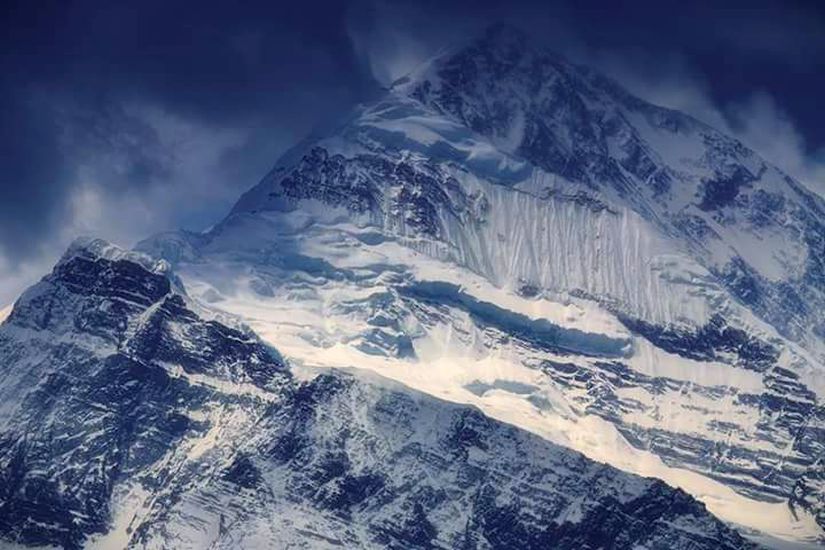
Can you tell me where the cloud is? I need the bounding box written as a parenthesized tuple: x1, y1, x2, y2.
(66, 103, 250, 239)
(724, 93, 825, 197)
(0, 88, 73, 262)
(0, 0, 380, 304)
(0, 101, 253, 305)
(589, 55, 825, 198)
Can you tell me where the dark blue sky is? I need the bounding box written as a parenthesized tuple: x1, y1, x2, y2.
(1, 0, 824, 302)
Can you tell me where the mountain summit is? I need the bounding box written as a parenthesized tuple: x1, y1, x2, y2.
(137, 25, 825, 544)
(1, 25, 823, 548)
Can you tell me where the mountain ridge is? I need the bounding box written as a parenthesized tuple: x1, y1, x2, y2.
(0, 239, 760, 549)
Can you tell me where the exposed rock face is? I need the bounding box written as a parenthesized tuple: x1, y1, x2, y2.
(0, 240, 755, 549)
(130, 372, 755, 549)
(0, 240, 290, 548)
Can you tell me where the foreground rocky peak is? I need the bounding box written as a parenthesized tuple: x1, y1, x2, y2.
(0, 239, 290, 548)
(4, 238, 286, 388)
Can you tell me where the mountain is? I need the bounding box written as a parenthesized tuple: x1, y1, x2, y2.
(0, 239, 756, 549)
(136, 25, 825, 545)
(1, 24, 823, 548)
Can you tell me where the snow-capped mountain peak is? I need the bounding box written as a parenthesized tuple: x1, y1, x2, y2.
(141, 25, 825, 545)
(1, 24, 823, 549)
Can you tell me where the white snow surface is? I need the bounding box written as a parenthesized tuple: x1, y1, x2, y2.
(0, 305, 10, 324)
(147, 205, 822, 545)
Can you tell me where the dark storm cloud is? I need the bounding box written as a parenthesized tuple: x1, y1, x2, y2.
(0, 0, 378, 263)
(0, 86, 68, 259)
(1, 0, 823, 303)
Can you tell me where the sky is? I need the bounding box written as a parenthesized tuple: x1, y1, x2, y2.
(1, 0, 824, 304)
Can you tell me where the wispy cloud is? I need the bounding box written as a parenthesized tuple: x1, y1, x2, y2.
(347, 0, 825, 199)
(0, 0, 378, 304)
(587, 53, 825, 198)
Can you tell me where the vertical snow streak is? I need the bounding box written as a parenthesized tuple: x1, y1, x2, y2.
(392, 174, 714, 325)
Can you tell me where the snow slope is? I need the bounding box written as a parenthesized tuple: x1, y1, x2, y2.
(139, 208, 823, 545)
(0, 240, 755, 550)
(136, 25, 825, 546)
